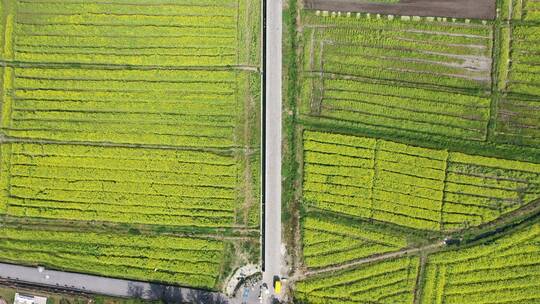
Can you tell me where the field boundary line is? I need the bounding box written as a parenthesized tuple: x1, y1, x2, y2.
(0, 134, 260, 155)
(0, 60, 260, 73)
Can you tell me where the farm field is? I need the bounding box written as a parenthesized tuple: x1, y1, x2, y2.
(303, 131, 540, 231)
(300, 12, 494, 142)
(495, 0, 540, 147)
(287, 0, 540, 302)
(0, 0, 261, 292)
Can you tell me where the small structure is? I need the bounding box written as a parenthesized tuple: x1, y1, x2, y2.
(13, 293, 47, 304)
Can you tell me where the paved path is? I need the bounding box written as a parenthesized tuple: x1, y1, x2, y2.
(263, 0, 284, 300)
(0, 263, 228, 304)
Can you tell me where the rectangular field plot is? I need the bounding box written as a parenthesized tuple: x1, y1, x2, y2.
(420, 222, 540, 304)
(0, 0, 250, 66)
(496, 22, 540, 147)
(0, 142, 240, 227)
(296, 256, 419, 303)
(300, 13, 493, 141)
(303, 131, 540, 231)
(0, 227, 226, 289)
(0, 67, 241, 147)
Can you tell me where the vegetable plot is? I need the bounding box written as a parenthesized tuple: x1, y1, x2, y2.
(303, 131, 540, 231)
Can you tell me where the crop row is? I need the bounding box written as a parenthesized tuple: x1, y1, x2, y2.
(2, 0, 243, 66)
(1, 142, 240, 227)
(296, 256, 419, 303)
(1, 66, 240, 147)
(303, 131, 540, 231)
(420, 221, 540, 304)
(302, 217, 407, 268)
(0, 226, 225, 289)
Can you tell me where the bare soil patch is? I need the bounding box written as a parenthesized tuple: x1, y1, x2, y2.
(304, 0, 496, 20)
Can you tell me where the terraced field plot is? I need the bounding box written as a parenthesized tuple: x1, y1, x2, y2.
(0, 0, 260, 290)
(300, 13, 493, 141)
(303, 131, 540, 231)
(496, 0, 540, 147)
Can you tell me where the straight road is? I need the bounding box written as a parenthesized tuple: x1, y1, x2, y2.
(0, 263, 228, 303)
(263, 0, 283, 299)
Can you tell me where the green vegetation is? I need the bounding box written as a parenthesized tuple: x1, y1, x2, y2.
(0, 0, 261, 291)
(420, 221, 540, 303)
(296, 256, 419, 303)
(1, 143, 238, 227)
(300, 12, 493, 141)
(495, 2, 540, 146)
(291, 3, 540, 302)
(303, 131, 540, 231)
(0, 227, 225, 289)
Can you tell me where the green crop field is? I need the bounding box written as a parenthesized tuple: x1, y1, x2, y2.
(0, 0, 261, 291)
(300, 12, 493, 141)
(302, 215, 410, 268)
(288, 0, 540, 302)
(420, 222, 540, 304)
(296, 256, 420, 303)
(0, 143, 239, 227)
(303, 131, 540, 231)
(0, 227, 226, 289)
(495, 0, 540, 147)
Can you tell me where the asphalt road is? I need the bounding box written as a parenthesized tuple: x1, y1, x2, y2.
(0, 263, 228, 304)
(263, 0, 283, 299)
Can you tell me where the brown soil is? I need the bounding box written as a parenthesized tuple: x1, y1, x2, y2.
(304, 0, 496, 20)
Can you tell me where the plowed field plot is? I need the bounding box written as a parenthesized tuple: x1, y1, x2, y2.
(300, 12, 493, 142)
(304, 0, 496, 20)
(0, 0, 261, 290)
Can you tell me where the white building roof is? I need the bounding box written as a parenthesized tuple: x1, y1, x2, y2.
(13, 293, 47, 304)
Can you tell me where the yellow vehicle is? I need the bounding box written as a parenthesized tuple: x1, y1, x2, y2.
(273, 276, 282, 294)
